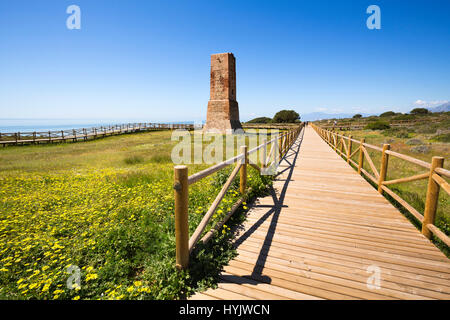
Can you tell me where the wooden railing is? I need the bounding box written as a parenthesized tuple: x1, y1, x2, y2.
(317, 118, 443, 130)
(242, 123, 302, 130)
(0, 122, 196, 146)
(311, 123, 450, 248)
(173, 124, 304, 270)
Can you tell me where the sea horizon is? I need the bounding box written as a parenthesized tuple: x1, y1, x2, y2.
(0, 119, 203, 133)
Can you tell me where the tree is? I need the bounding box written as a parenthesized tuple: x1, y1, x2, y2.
(273, 110, 300, 123)
(380, 111, 395, 117)
(246, 117, 272, 124)
(410, 108, 429, 115)
(353, 114, 362, 119)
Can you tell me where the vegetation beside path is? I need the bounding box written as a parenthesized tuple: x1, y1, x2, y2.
(0, 130, 273, 299)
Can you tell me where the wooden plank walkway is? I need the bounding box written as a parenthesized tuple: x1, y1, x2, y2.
(190, 125, 450, 300)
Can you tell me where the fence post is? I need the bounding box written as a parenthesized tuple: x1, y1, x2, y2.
(261, 139, 267, 169)
(422, 157, 444, 239)
(284, 134, 287, 154)
(286, 132, 290, 151)
(333, 131, 337, 151)
(240, 146, 248, 195)
(285, 134, 288, 154)
(347, 135, 352, 163)
(339, 134, 344, 155)
(278, 135, 282, 159)
(378, 144, 390, 193)
(174, 165, 189, 270)
(288, 132, 291, 150)
(357, 138, 365, 174)
(289, 131, 292, 148)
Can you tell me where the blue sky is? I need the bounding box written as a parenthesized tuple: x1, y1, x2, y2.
(0, 0, 449, 122)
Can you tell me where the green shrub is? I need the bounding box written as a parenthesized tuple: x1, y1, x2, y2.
(381, 128, 410, 138)
(365, 121, 390, 130)
(353, 114, 362, 119)
(393, 114, 416, 121)
(396, 131, 411, 138)
(432, 133, 450, 143)
(381, 128, 400, 136)
(415, 125, 437, 134)
(368, 115, 379, 120)
(246, 117, 272, 124)
(410, 108, 429, 115)
(273, 110, 300, 123)
(380, 111, 395, 117)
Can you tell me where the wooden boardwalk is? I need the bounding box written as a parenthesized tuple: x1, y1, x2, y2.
(190, 126, 450, 300)
(0, 123, 194, 146)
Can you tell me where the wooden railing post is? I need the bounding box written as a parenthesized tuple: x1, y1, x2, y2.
(285, 134, 288, 154)
(287, 132, 290, 151)
(261, 139, 267, 169)
(378, 144, 390, 193)
(174, 165, 189, 270)
(285, 132, 288, 150)
(357, 138, 365, 174)
(347, 135, 352, 163)
(240, 146, 248, 195)
(287, 132, 290, 150)
(422, 157, 444, 239)
(286, 133, 289, 152)
(278, 135, 283, 159)
(339, 135, 344, 155)
(333, 131, 337, 151)
(285, 133, 288, 153)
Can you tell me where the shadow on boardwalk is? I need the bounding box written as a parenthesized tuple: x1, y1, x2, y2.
(223, 128, 305, 284)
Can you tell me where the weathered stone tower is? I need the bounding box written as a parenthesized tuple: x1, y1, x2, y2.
(203, 52, 243, 133)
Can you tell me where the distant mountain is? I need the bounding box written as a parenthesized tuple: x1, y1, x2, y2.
(300, 112, 372, 121)
(428, 102, 450, 113)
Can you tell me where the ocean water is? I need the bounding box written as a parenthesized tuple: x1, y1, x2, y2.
(0, 119, 199, 133)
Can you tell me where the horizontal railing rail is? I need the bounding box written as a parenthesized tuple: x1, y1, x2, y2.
(311, 123, 450, 248)
(173, 123, 304, 270)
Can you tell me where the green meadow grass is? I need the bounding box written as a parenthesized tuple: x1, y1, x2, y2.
(0, 130, 275, 299)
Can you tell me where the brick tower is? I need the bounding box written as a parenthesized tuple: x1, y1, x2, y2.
(203, 53, 243, 133)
